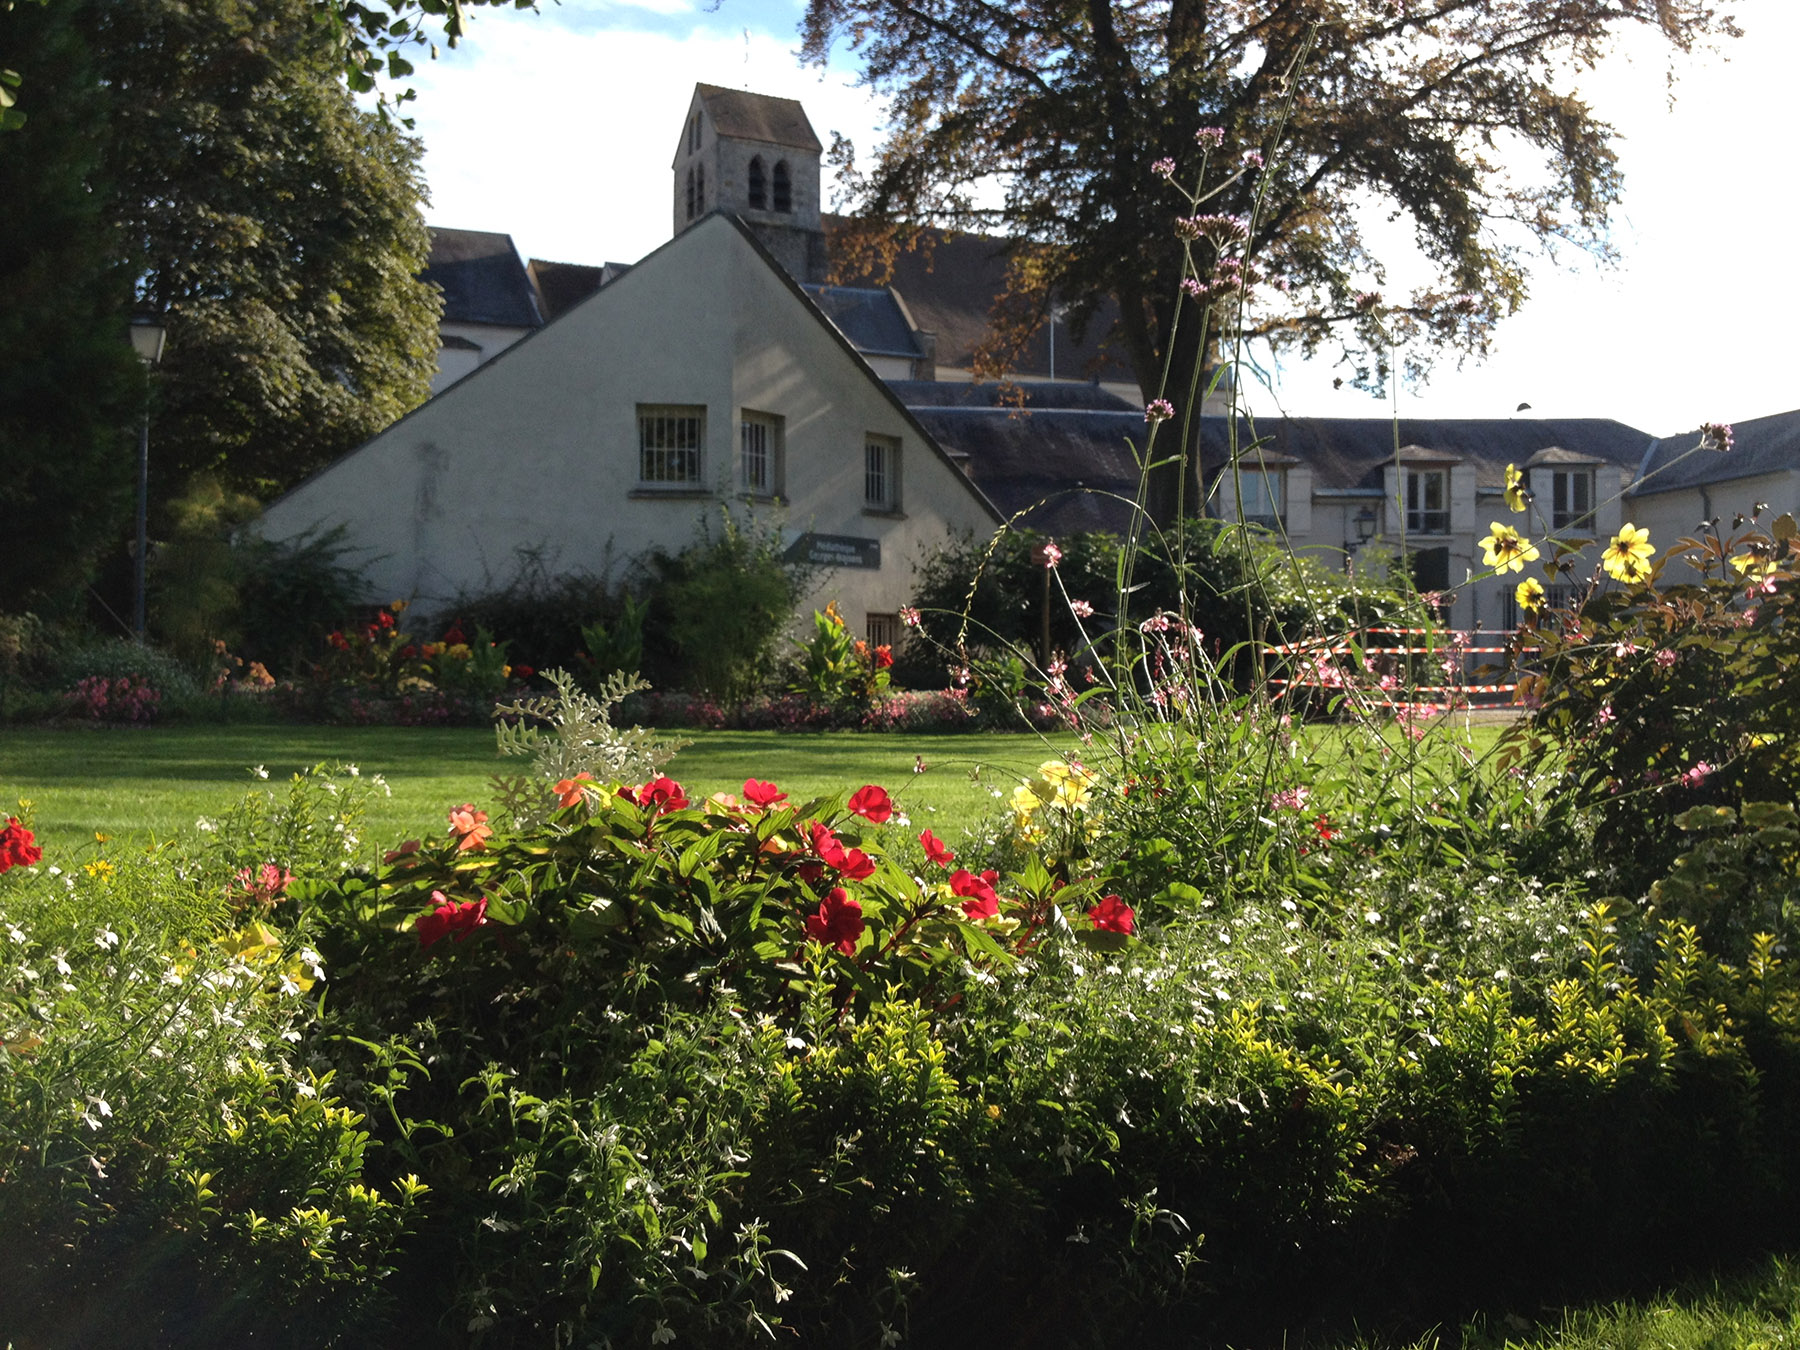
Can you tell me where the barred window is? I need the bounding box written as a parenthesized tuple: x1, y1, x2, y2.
(639, 406, 704, 486)
(865, 434, 899, 511)
(866, 612, 900, 650)
(739, 411, 781, 496)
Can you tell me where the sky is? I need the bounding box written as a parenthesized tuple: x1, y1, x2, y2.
(400, 0, 1799, 439)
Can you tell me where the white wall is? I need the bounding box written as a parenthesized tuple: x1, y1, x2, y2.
(430, 321, 534, 396)
(261, 214, 998, 634)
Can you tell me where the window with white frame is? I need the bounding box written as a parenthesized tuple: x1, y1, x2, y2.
(1236, 469, 1285, 528)
(864, 434, 899, 511)
(638, 406, 704, 487)
(1551, 468, 1595, 532)
(738, 411, 782, 497)
(1405, 468, 1450, 534)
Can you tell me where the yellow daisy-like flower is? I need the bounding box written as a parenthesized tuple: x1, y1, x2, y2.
(84, 859, 115, 881)
(1515, 577, 1547, 614)
(1504, 464, 1529, 514)
(1602, 523, 1654, 584)
(1480, 522, 1541, 574)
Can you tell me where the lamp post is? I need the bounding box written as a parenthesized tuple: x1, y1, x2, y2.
(128, 313, 166, 641)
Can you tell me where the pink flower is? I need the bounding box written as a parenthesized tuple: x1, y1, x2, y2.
(1151, 156, 1176, 178)
(1700, 421, 1734, 453)
(1270, 786, 1311, 811)
(416, 892, 488, 948)
(234, 863, 293, 906)
(920, 829, 955, 866)
(951, 869, 999, 920)
(1194, 126, 1225, 149)
(1680, 762, 1714, 789)
(848, 784, 893, 823)
(1595, 705, 1616, 727)
(1145, 399, 1175, 423)
(1241, 148, 1264, 169)
(1039, 541, 1063, 569)
(1070, 599, 1095, 619)
(743, 779, 788, 809)
(899, 606, 922, 628)
(805, 888, 864, 955)
(1654, 648, 1678, 670)
(1089, 895, 1135, 934)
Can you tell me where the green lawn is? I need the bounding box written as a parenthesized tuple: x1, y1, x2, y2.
(0, 724, 1081, 847)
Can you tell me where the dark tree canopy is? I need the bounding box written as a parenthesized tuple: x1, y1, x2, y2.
(0, 0, 140, 611)
(94, 0, 441, 500)
(808, 0, 1737, 512)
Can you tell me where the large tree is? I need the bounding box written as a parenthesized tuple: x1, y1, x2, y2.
(0, 0, 141, 612)
(89, 0, 441, 501)
(808, 0, 1737, 518)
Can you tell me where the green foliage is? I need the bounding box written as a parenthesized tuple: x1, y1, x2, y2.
(0, 0, 141, 615)
(640, 511, 806, 704)
(233, 525, 372, 678)
(1505, 513, 1800, 900)
(50, 635, 202, 701)
(147, 472, 264, 669)
(579, 593, 647, 683)
(489, 668, 685, 829)
(85, 0, 439, 503)
(445, 548, 622, 677)
(790, 602, 894, 711)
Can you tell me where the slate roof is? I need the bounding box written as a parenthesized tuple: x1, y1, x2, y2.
(800, 286, 924, 359)
(906, 411, 1658, 537)
(696, 85, 821, 152)
(826, 218, 1138, 383)
(1633, 409, 1800, 497)
(1222, 417, 1654, 493)
(423, 228, 543, 329)
(529, 259, 607, 321)
(890, 380, 1136, 411)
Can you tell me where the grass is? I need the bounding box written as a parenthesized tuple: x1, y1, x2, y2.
(1359, 1252, 1800, 1350)
(0, 724, 1083, 847)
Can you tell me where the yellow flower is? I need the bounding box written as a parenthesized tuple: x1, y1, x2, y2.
(1515, 577, 1547, 614)
(1480, 522, 1540, 574)
(84, 860, 115, 881)
(1504, 464, 1529, 514)
(1010, 784, 1041, 817)
(1602, 523, 1654, 584)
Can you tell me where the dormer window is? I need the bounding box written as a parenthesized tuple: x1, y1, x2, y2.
(748, 156, 767, 210)
(773, 161, 792, 214)
(1405, 468, 1449, 535)
(1551, 468, 1595, 532)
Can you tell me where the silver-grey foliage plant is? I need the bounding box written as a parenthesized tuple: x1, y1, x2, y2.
(490, 668, 687, 829)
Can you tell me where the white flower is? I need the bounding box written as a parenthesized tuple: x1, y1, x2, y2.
(1363, 909, 1382, 924)
(651, 1321, 677, 1345)
(881, 1324, 903, 1348)
(194, 817, 218, 833)
(347, 764, 360, 777)
(251, 765, 269, 779)
(53, 951, 72, 976)
(94, 928, 120, 950)
(6, 923, 27, 945)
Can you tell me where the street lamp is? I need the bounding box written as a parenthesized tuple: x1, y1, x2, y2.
(128, 312, 166, 641)
(1355, 505, 1378, 542)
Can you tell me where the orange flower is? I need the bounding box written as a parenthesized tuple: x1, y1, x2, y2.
(552, 772, 596, 810)
(447, 803, 492, 852)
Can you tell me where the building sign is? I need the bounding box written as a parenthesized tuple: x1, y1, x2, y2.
(783, 533, 882, 570)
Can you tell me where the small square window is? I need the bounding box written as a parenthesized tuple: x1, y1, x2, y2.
(739, 411, 783, 497)
(866, 612, 900, 651)
(1237, 469, 1285, 528)
(639, 405, 704, 486)
(865, 434, 900, 512)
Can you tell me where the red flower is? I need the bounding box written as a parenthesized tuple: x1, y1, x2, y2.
(797, 862, 825, 885)
(398, 644, 419, 660)
(326, 630, 350, 652)
(874, 645, 894, 669)
(1313, 816, 1338, 843)
(0, 817, 43, 873)
(1089, 895, 1135, 935)
(805, 887, 864, 955)
(442, 621, 467, 645)
(743, 779, 788, 809)
(633, 777, 690, 814)
(447, 804, 492, 852)
(376, 609, 395, 630)
(553, 772, 595, 810)
(809, 820, 848, 868)
(383, 839, 422, 865)
(515, 664, 535, 680)
(416, 891, 488, 948)
(920, 829, 955, 866)
(951, 868, 999, 920)
(836, 848, 876, 881)
(848, 784, 893, 823)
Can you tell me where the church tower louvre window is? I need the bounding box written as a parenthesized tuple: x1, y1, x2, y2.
(748, 156, 767, 210)
(685, 167, 695, 221)
(696, 162, 706, 213)
(773, 160, 792, 213)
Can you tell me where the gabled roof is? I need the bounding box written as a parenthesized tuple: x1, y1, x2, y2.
(695, 84, 821, 153)
(528, 259, 608, 321)
(423, 228, 543, 329)
(1633, 409, 1800, 497)
(800, 285, 923, 360)
(826, 217, 1138, 384)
